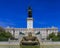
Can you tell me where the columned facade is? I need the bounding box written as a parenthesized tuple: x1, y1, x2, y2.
(5, 7, 58, 40)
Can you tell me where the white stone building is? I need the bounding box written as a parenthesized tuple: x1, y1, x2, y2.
(5, 7, 58, 40)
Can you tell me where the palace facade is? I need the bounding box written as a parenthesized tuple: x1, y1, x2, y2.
(5, 7, 58, 40)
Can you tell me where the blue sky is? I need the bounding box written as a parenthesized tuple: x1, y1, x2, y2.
(0, 0, 60, 28)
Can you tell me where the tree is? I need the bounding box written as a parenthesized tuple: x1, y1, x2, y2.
(47, 32, 58, 41)
(0, 27, 5, 32)
(5, 32, 13, 38)
(0, 27, 13, 41)
(57, 32, 60, 41)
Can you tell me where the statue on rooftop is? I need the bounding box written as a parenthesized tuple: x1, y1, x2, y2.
(28, 7, 32, 18)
